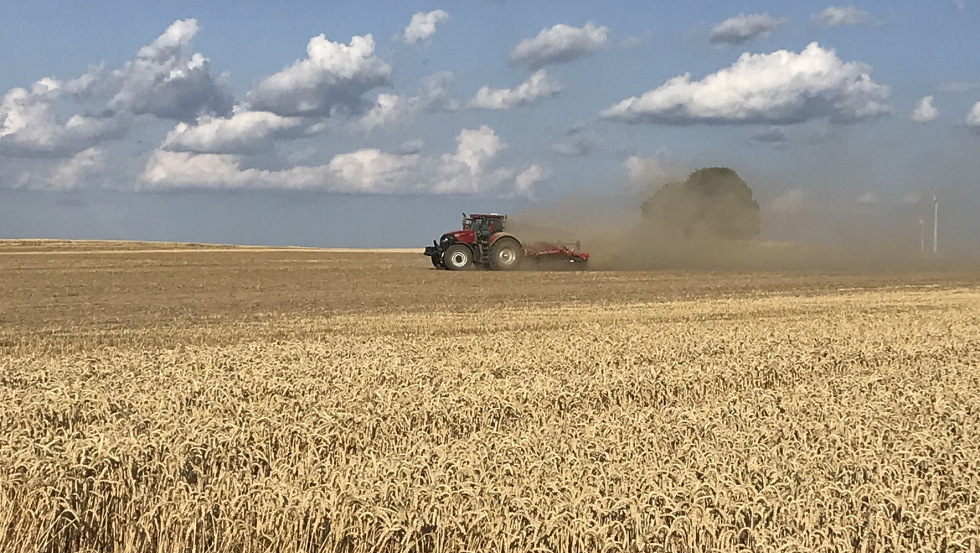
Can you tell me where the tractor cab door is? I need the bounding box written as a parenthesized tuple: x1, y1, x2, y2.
(472, 218, 490, 241)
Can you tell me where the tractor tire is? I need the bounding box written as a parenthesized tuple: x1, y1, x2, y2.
(430, 254, 444, 269)
(443, 244, 473, 271)
(489, 237, 524, 271)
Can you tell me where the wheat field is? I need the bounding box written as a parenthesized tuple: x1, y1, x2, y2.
(1, 241, 979, 552)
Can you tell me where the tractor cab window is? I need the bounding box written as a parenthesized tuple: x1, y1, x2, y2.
(462, 218, 472, 230)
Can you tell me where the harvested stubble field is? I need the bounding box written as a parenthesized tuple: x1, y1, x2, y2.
(1, 240, 979, 552)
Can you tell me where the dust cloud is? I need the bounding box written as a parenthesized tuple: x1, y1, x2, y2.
(508, 168, 980, 273)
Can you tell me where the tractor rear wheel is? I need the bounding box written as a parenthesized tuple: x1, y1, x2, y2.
(443, 244, 473, 271)
(489, 238, 523, 271)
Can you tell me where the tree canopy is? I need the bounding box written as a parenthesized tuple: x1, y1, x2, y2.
(640, 167, 760, 240)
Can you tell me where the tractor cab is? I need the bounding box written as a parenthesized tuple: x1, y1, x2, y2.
(467, 214, 506, 239)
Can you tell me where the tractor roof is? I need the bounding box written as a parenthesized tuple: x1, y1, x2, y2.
(469, 213, 507, 219)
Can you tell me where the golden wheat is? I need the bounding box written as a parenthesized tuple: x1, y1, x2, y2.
(1, 244, 979, 552)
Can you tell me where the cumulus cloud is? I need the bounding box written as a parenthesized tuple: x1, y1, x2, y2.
(469, 70, 561, 110)
(141, 125, 538, 196)
(514, 165, 545, 196)
(0, 18, 235, 159)
(602, 43, 891, 125)
(509, 22, 608, 69)
(49, 148, 106, 190)
(709, 13, 788, 45)
(245, 34, 391, 117)
(162, 110, 307, 154)
(326, 149, 422, 191)
(910, 96, 938, 123)
(356, 71, 457, 130)
(402, 10, 449, 43)
(109, 19, 233, 121)
(0, 82, 125, 157)
(967, 101, 980, 132)
(357, 93, 410, 130)
(812, 6, 876, 27)
(13, 147, 107, 190)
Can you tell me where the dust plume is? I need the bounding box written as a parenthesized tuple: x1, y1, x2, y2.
(509, 167, 980, 273)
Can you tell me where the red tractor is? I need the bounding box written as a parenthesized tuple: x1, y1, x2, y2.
(425, 213, 590, 271)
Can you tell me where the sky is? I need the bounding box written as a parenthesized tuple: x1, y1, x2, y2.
(1, 0, 978, 248)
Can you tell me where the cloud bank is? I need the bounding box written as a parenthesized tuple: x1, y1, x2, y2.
(141, 125, 541, 196)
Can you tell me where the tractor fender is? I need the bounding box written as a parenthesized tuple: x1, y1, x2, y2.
(488, 232, 522, 248)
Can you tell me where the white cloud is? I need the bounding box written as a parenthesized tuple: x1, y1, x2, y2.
(245, 34, 391, 117)
(0, 84, 125, 157)
(910, 96, 938, 123)
(446, 125, 506, 174)
(709, 13, 788, 45)
(0, 18, 233, 158)
(770, 188, 807, 213)
(326, 149, 422, 191)
(49, 148, 106, 190)
(14, 147, 107, 190)
(109, 19, 233, 121)
(357, 93, 411, 130)
(162, 110, 306, 154)
(514, 165, 545, 196)
(812, 6, 876, 27)
(356, 71, 457, 130)
(509, 22, 608, 69)
(469, 70, 561, 110)
(602, 43, 891, 125)
(142, 125, 536, 196)
(402, 10, 449, 44)
(967, 101, 980, 132)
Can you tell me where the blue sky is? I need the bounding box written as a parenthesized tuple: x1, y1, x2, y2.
(1, 0, 978, 247)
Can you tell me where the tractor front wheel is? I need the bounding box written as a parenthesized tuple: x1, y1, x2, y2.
(443, 244, 474, 271)
(489, 238, 524, 271)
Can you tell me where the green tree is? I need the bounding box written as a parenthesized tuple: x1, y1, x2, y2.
(641, 167, 760, 239)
